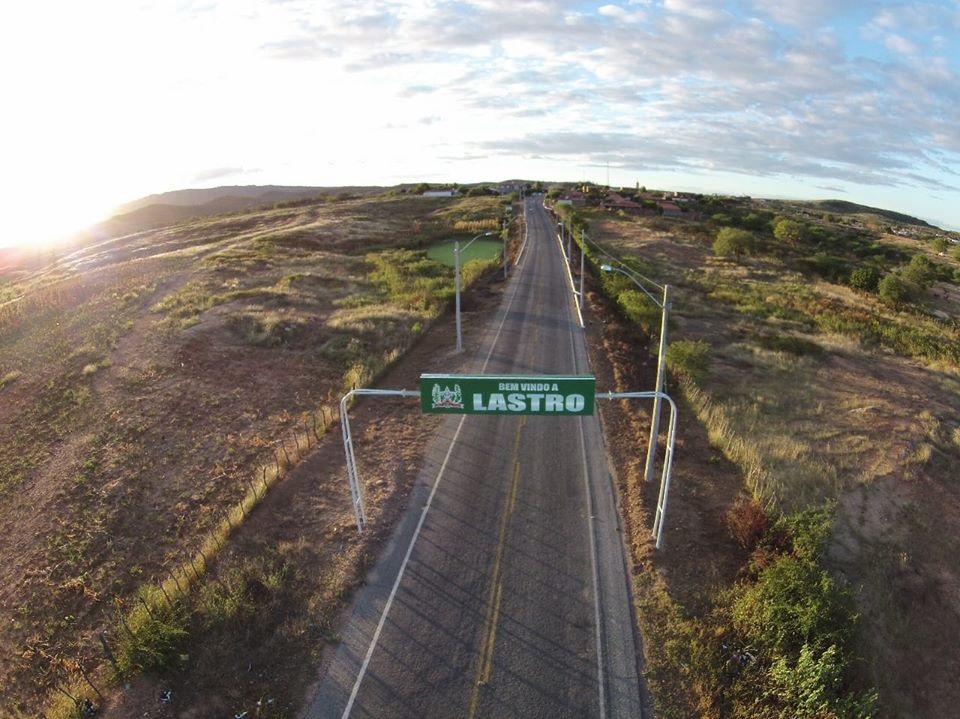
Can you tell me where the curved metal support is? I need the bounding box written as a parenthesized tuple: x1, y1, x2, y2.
(340, 388, 422, 532)
(600, 390, 678, 550)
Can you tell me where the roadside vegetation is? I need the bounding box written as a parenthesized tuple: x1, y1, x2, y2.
(0, 191, 512, 717)
(554, 189, 960, 718)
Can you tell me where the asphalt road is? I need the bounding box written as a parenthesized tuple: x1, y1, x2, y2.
(305, 196, 645, 719)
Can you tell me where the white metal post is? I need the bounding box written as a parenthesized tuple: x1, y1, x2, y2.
(453, 232, 493, 354)
(503, 229, 508, 280)
(601, 390, 678, 549)
(454, 239, 462, 353)
(340, 388, 421, 532)
(340, 391, 365, 530)
(578, 231, 586, 312)
(644, 285, 671, 483)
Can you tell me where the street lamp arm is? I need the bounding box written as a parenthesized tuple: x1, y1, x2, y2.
(459, 230, 496, 253)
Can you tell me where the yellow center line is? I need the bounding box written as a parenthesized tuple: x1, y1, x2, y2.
(468, 416, 526, 718)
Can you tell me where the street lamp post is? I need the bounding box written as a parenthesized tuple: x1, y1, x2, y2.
(601, 264, 671, 482)
(455, 231, 496, 353)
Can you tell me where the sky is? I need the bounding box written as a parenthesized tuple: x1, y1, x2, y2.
(1, 0, 958, 249)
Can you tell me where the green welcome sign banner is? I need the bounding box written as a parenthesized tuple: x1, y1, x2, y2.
(420, 374, 596, 416)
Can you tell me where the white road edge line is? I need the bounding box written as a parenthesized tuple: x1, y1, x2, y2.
(579, 417, 606, 719)
(562, 223, 606, 719)
(341, 228, 527, 717)
(553, 222, 585, 328)
(340, 414, 467, 719)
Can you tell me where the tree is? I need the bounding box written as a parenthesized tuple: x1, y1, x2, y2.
(708, 212, 734, 227)
(772, 218, 809, 246)
(932, 237, 949, 253)
(742, 212, 770, 231)
(713, 227, 756, 259)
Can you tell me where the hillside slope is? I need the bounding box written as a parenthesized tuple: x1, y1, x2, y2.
(0, 191, 510, 717)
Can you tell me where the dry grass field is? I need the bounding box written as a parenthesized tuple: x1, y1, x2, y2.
(0, 192, 510, 718)
(584, 206, 960, 718)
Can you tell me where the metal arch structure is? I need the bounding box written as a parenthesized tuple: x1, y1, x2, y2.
(340, 388, 421, 531)
(598, 390, 678, 550)
(339, 385, 679, 549)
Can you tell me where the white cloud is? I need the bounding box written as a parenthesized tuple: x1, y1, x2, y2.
(884, 33, 920, 57)
(4, 0, 960, 245)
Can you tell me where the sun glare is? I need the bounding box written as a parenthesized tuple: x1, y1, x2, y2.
(1, 193, 116, 251)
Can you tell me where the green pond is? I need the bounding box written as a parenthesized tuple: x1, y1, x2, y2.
(427, 238, 502, 267)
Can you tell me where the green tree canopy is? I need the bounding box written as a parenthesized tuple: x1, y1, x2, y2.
(901, 255, 935, 288)
(877, 273, 917, 307)
(772, 218, 809, 246)
(848, 266, 880, 292)
(713, 227, 756, 259)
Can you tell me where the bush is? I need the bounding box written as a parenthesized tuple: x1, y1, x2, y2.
(848, 266, 880, 292)
(726, 498, 771, 550)
(755, 333, 824, 357)
(798, 253, 850, 282)
(616, 288, 661, 332)
(714, 227, 756, 259)
(666, 339, 712, 384)
(877, 273, 917, 307)
(731, 556, 855, 659)
(765, 644, 877, 718)
(901, 255, 935, 288)
(115, 596, 190, 675)
(773, 218, 809, 246)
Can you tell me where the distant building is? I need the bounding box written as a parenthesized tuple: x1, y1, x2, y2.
(557, 190, 587, 206)
(422, 190, 459, 197)
(657, 201, 683, 218)
(602, 193, 648, 215)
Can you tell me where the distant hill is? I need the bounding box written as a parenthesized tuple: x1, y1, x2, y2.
(90, 185, 384, 240)
(112, 185, 329, 215)
(803, 199, 935, 228)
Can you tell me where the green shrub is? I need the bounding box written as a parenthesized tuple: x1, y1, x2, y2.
(848, 266, 880, 292)
(798, 253, 851, 282)
(877, 273, 917, 307)
(755, 333, 824, 357)
(768, 506, 834, 562)
(901, 255, 935, 288)
(666, 339, 712, 384)
(773, 218, 810, 246)
(616, 288, 661, 331)
(732, 555, 855, 659)
(115, 596, 190, 675)
(714, 227, 756, 259)
(764, 644, 877, 718)
(366, 249, 452, 311)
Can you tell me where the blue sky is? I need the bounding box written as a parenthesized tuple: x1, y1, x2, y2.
(1, 0, 958, 247)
